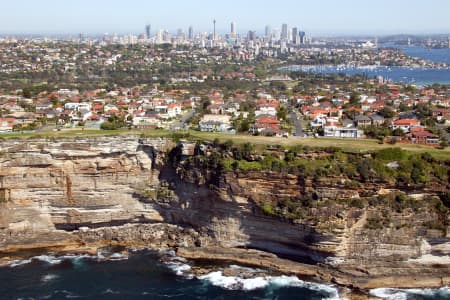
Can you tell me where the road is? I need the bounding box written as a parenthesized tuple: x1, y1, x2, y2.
(290, 111, 305, 137)
(171, 109, 196, 130)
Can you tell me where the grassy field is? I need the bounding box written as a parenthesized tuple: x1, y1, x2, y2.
(1, 128, 449, 160)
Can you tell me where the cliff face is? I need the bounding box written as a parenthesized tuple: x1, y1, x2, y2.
(0, 137, 449, 289)
(0, 137, 173, 251)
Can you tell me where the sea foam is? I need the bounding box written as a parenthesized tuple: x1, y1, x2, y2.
(370, 287, 450, 299)
(198, 270, 342, 299)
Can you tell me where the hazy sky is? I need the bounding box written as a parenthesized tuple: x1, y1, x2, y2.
(1, 0, 449, 35)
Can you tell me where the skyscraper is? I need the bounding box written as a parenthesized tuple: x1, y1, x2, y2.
(281, 24, 288, 40)
(213, 19, 216, 41)
(299, 31, 306, 44)
(145, 24, 151, 39)
(247, 30, 256, 41)
(188, 26, 193, 40)
(265, 25, 271, 38)
(177, 28, 185, 41)
(230, 22, 236, 38)
(292, 27, 298, 44)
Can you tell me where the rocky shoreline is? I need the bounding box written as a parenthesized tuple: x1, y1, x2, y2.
(1, 223, 449, 294)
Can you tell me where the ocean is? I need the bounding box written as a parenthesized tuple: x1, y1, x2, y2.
(2, 249, 450, 299)
(0, 249, 342, 300)
(281, 45, 450, 85)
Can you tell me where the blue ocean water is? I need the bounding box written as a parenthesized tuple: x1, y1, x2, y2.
(281, 45, 450, 85)
(1, 250, 450, 299)
(392, 45, 450, 65)
(0, 250, 340, 300)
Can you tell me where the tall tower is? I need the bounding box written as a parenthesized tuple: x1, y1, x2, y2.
(265, 25, 271, 38)
(299, 31, 306, 44)
(213, 19, 216, 41)
(292, 27, 298, 44)
(145, 24, 151, 39)
(188, 26, 193, 40)
(230, 21, 236, 38)
(281, 23, 288, 40)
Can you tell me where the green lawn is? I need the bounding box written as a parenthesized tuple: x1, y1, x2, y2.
(1, 128, 449, 160)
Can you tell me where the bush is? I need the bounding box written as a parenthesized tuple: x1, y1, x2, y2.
(100, 121, 121, 130)
(349, 198, 365, 209)
(262, 204, 274, 216)
(237, 160, 263, 171)
(376, 148, 407, 161)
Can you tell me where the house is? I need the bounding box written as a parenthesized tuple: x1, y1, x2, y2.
(255, 101, 279, 117)
(370, 115, 385, 126)
(324, 125, 364, 138)
(251, 116, 285, 136)
(408, 130, 440, 146)
(208, 104, 223, 114)
(199, 114, 233, 133)
(432, 108, 450, 121)
(392, 118, 420, 132)
(0, 118, 14, 132)
(354, 115, 372, 127)
(167, 103, 182, 118)
(133, 115, 162, 129)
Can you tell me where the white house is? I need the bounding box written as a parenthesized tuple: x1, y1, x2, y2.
(324, 125, 363, 138)
(199, 114, 233, 133)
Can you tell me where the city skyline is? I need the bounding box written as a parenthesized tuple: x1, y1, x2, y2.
(0, 0, 450, 36)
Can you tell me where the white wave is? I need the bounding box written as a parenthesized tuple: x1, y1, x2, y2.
(6, 253, 97, 268)
(108, 252, 128, 261)
(53, 290, 81, 299)
(102, 288, 120, 294)
(34, 255, 63, 265)
(166, 261, 192, 276)
(370, 287, 450, 299)
(7, 258, 32, 267)
(198, 271, 342, 299)
(41, 273, 59, 283)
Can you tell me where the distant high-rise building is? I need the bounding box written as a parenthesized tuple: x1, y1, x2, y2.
(177, 28, 185, 41)
(247, 30, 256, 41)
(213, 19, 216, 41)
(272, 29, 280, 41)
(162, 30, 170, 42)
(265, 25, 271, 38)
(145, 24, 151, 39)
(292, 27, 298, 44)
(299, 31, 306, 44)
(188, 26, 194, 40)
(230, 22, 236, 38)
(281, 24, 288, 40)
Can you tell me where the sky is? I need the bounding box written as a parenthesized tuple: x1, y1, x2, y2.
(0, 0, 449, 36)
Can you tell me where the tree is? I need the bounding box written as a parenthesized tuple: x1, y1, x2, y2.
(350, 92, 360, 104)
(22, 87, 32, 98)
(392, 128, 406, 137)
(357, 160, 371, 182)
(276, 106, 287, 121)
(378, 107, 395, 118)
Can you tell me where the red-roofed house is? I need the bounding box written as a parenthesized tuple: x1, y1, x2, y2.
(392, 119, 420, 132)
(407, 130, 440, 146)
(0, 118, 14, 132)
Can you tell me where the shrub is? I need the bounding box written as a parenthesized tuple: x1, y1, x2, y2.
(376, 148, 407, 161)
(262, 204, 274, 216)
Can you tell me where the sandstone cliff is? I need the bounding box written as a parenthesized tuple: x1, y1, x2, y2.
(0, 137, 449, 290)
